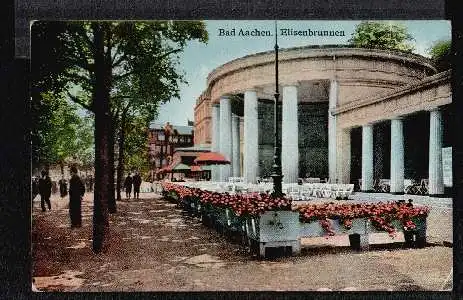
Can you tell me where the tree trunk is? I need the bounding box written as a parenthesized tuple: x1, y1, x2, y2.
(92, 22, 111, 254)
(108, 116, 117, 213)
(116, 114, 126, 201)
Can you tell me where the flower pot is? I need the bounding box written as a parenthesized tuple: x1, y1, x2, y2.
(412, 218, 427, 248)
(348, 233, 369, 251)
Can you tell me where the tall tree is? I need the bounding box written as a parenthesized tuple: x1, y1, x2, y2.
(31, 21, 208, 253)
(349, 21, 415, 53)
(428, 40, 452, 72)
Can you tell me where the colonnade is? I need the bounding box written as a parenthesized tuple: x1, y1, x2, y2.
(360, 108, 445, 196)
(211, 80, 338, 184)
(211, 81, 446, 197)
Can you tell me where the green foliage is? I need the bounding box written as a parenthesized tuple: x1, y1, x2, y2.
(349, 21, 415, 53)
(31, 21, 208, 111)
(428, 40, 451, 71)
(32, 92, 94, 167)
(119, 114, 151, 177)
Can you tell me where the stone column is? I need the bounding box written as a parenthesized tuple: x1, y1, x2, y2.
(232, 114, 241, 177)
(211, 103, 220, 181)
(219, 96, 232, 181)
(390, 118, 404, 194)
(361, 124, 374, 192)
(338, 128, 351, 184)
(244, 90, 259, 183)
(328, 79, 338, 183)
(428, 108, 444, 196)
(282, 84, 299, 183)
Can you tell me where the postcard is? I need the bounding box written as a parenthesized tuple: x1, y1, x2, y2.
(30, 20, 452, 292)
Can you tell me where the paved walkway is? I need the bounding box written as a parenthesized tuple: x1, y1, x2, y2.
(32, 192, 452, 292)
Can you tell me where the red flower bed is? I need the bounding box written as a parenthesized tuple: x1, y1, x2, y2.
(161, 183, 430, 237)
(295, 202, 430, 236)
(161, 182, 292, 217)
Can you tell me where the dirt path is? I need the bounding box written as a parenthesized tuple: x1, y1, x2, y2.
(32, 193, 452, 292)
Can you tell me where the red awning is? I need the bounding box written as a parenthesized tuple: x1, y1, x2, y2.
(193, 152, 230, 165)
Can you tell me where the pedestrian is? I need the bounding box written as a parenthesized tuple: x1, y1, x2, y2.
(69, 165, 85, 228)
(124, 173, 133, 199)
(58, 176, 68, 198)
(32, 176, 39, 200)
(38, 169, 52, 212)
(133, 171, 142, 199)
(88, 175, 94, 192)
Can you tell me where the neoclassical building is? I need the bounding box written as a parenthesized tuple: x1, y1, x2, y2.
(193, 45, 451, 196)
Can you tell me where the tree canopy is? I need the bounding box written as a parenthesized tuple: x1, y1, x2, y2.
(428, 40, 451, 71)
(349, 21, 415, 53)
(31, 91, 94, 171)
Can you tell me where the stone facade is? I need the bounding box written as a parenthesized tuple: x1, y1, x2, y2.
(193, 46, 451, 195)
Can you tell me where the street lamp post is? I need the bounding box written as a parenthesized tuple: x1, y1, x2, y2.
(271, 20, 283, 197)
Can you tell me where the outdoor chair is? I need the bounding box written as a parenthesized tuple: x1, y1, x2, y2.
(378, 179, 390, 193)
(286, 185, 302, 201)
(301, 184, 314, 200)
(312, 183, 324, 198)
(404, 179, 419, 194)
(419, 179, 429, 195)
(335, 184, 354, 199)
(322, 184, 334, 198)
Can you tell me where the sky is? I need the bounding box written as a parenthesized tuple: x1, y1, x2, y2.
(153, 20, 451, 126)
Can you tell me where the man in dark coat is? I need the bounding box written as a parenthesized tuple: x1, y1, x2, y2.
(32, 176, 39, 200)
(59, 176, 68, 198)
(38, 170, 52, 212)
(69, 165, 85, 228)
(124, 174, 133, 199)
(132, 171, 142, 199)
(89, 175, 94, 192)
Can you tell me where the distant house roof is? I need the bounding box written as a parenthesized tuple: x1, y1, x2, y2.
(149, 122, 193, 135)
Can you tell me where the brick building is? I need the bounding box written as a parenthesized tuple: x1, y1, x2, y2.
(148, 121, 194, 179)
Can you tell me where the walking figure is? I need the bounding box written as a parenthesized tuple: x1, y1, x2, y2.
(69, 166, 85, 228)
(58, 176, 68, 198)
(124, 173, 133, 199)
(38, 170, 52, 212)
(32, 176, 39, 200)
(88, 175, 94, 192)
(133, 171, 142, 199)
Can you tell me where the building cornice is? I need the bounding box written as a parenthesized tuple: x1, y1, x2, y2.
(333, 70, 451, 116)
(207, 47, 437, 87)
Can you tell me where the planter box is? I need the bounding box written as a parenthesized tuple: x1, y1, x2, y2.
(247, 211, 301, 257)
(330, 218, 369, 235)
(299, 221, 325, 237)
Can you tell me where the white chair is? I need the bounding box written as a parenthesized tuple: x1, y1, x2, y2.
(300, 184, 314, 200)
(286, 185, 301, 201)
